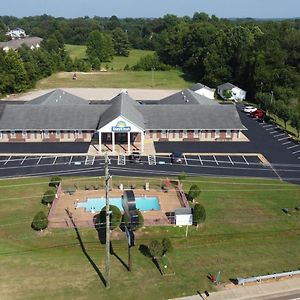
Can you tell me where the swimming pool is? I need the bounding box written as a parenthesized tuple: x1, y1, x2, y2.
(77, 196, 160, 212)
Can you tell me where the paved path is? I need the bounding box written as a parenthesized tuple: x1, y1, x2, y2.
(172, 277, 300, 300)
(1, 88, 179, 101)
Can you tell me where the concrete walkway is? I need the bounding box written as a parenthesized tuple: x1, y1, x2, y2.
(172, 277, 300, 300)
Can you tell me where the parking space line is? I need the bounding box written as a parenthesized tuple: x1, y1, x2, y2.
(36, 156, 42, 165)
(274, 133, 286, 137)
(4, 156, 11, 165)
(213, 155, 219, 165)
(266, 127, 276, 131)
(292, 149, 300, 154)
(198, 155, 203, 165)
(282, 141, 292, 145)
(68, 156, 73, 164)
(269, 130, 280, 134)
(228, 155, 234, 165)
(287, 145, 299, 150)
(242, 155, 249, 165)
(183, 154, 187, 165)
(263, 124, 273, 128)
(53, 156, 57, 164)
(20, 156, 27, 165)
(278, 137, 289, 141)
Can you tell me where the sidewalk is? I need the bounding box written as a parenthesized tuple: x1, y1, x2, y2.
(172, 277, 300, 300)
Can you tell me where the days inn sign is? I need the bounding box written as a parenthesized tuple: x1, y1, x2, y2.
(112, 121, 131, 132)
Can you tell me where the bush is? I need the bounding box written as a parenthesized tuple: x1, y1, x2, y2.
(41, 189, 56, 205)
(132, 53, 170, 71)
(149, 240, 163, 259)
(178, 172, 187, 181)
(136, 210, 144, 229)
(193, 204, 206, 227)
(124, 64, 130, 71)
(162, 238, 173, 255)
(31, 211, 48, 231)
(101, 205, 122, 230)
(49, 176, 61, 187)
(188, 184, 201, 201)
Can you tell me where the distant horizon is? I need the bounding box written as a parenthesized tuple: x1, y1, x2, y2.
(1, 0, 299, 20)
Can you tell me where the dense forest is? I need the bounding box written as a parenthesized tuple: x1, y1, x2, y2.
(0, 13, 299, 111)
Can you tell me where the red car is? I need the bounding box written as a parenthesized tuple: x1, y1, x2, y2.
(250, 109, 265, 119)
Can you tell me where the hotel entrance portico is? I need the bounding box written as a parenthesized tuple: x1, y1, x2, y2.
(98, 116, 144, 154)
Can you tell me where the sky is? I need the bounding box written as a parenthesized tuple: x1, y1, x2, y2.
(1, 0, 299, 19)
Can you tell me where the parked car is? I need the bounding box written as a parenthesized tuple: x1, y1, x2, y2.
(243, 106, 257, 113)
(129, 152, 141, 163)
(170, 152, 184, 164)
(250, 109, 265, 119)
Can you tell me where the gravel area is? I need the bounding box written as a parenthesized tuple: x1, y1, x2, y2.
(1, 88, 180, 101)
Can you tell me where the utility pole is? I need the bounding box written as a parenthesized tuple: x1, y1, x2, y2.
(104, 152, 111, 288)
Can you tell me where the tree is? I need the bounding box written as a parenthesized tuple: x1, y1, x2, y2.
(193, 204, 206, 228)
(223, 89, 232, 101)
(86, 30, 114, 63)
(291, 112, 300, 137)
(162, 238, 173, 255)
(49, 176, 61, 187)
(4, 49, 28, 93)
(31, 211, 48, 231)
(276, 100, 291, 129)
(101, 205, 122, 230)
(41, 189, 56, 206)
(149, 240, 163, 259)
(112, 28, 130, 56)
(188, 184, 201, 201)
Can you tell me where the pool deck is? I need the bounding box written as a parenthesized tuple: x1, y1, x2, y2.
(48, 188, 183, 228)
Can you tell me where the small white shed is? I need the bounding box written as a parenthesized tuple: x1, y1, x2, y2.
(175, 208, 193, 226)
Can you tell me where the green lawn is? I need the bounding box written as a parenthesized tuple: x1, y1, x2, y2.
(0, 176, 299, 300)
(65, 45, 154, 70)
(36, 70, 192, 90)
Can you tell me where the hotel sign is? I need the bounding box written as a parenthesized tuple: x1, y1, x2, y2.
(112, 121, 131, 132)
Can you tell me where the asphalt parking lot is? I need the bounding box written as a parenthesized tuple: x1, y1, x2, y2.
(0, 153, 283, 182)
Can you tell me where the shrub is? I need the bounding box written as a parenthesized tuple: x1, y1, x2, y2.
(162, 238, 173, 255)
(149, 240, 163, 259)
(31, 211, 48, 231)
(193, 204, 206, 227)
(49, 176, 61, 187)
(136, 210, 144, 229)
(124, 64, 130, 71)
(101, 205, 122, 230)
(132, 53, 170, 71)
(178, 172, 187, 181)
(188, 184, 201, 201)
(41, 189, 56, 205)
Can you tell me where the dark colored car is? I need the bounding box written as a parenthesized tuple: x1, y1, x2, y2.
(170, 152, 184, 164)
(129, 152, 141, 163)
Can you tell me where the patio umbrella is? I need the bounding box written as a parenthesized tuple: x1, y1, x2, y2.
(165, 177, 170, 189)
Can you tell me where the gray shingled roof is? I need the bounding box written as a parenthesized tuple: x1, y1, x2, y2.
(0, 105, 107, 130)
(140, 104, 245, 130)
(0, 37, 43, 50)
(217, 82, 246, 92)
(98, 92, 145, 129)
(25, 89, 88, 105)
(160, 89, 218, 105)
(190, 83, 215, 92)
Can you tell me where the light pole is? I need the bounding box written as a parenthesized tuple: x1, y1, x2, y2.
(104, 152, 111, 288)
(270, 91, 274, 104)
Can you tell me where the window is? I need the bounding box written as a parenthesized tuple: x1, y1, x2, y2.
(56, 131, 60, 137)
(183, 130, 187, 137)
(10, 130, 16, 138)
(0, 131, 2, 139)
(77, 130, 82, 138)
(226, 130, 231, 138)
(215, 130, 220, 138)
(22, 131, 27, 138)
(44, 130, 49, 138)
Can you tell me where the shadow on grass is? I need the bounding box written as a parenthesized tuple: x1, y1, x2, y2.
(139, 244, 162, 275)
(65, 209, 106, 287)
(93, 213, 129, 271)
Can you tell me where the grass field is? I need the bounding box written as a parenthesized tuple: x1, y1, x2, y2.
(65, 45, 154, 70)
(0, 175, 300, 300)
(36, 70, 192, 90)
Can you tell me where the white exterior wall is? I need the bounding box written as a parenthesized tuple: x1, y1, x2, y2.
(175, 214, 193, 226)
(195, 88, 215, 100)
(231, 87, 246, 101)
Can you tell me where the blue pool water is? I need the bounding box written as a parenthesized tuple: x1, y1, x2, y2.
(77, 197, 160, 212)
